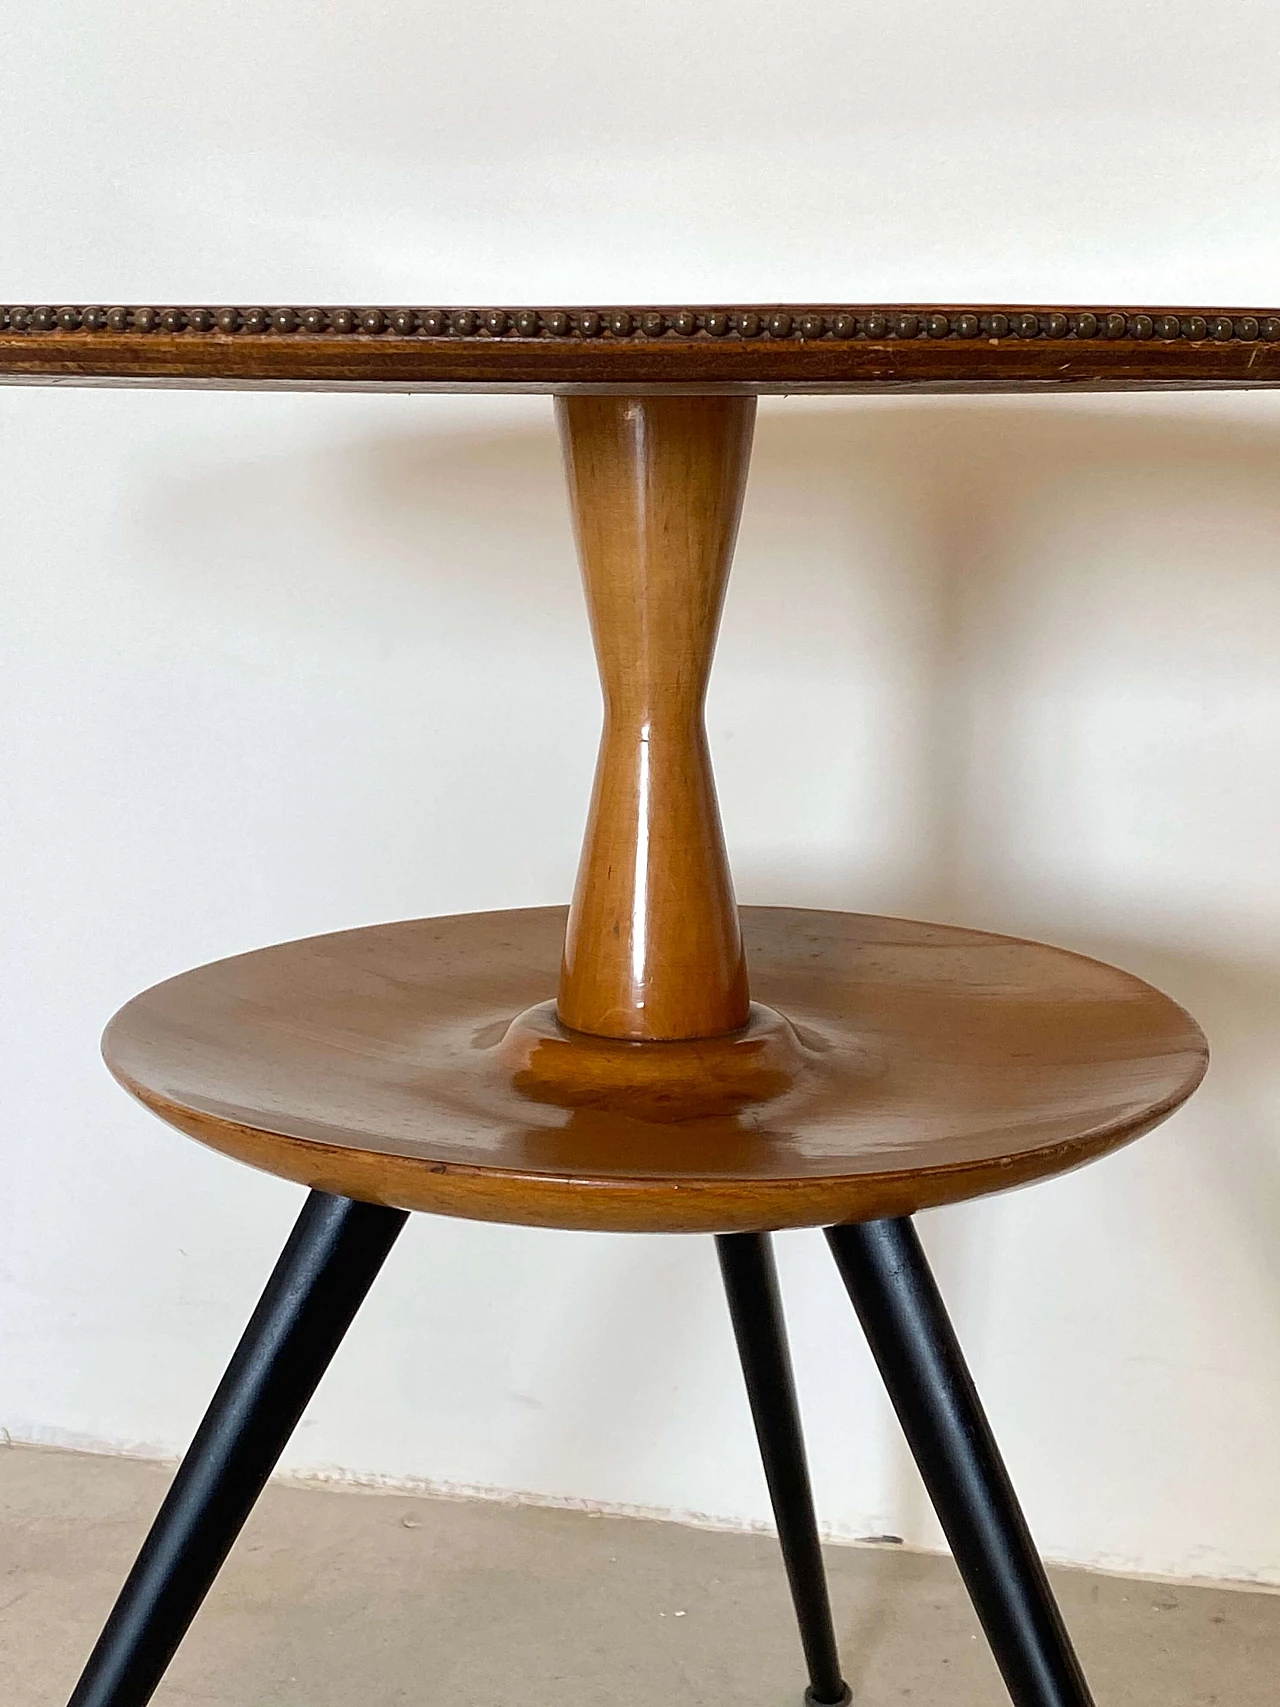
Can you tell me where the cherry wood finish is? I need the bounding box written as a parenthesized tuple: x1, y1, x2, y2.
(5, 302, 1280, 392)
(21, 287, 1218, 1707)
(102, 906, 1207, 1235)
(12, 303, 1213, 1233)
(556, 395, 754, 1039)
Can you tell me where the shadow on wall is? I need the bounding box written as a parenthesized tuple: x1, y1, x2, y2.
(146, 395, 1280, 1565)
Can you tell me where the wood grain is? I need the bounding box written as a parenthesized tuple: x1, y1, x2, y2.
(101, 907, 1208, 1235)
(30, 307, 1217, 1230)
(556, 395, 754, 1040)
(5, 304, 1280, 392)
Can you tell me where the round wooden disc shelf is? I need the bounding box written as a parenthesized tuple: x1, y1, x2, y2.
(10, 303, 1234, 1707)
(104, 905, 1205, 1234)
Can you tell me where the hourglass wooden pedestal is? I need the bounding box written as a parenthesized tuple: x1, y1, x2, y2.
(4, 299, 1241, 1707)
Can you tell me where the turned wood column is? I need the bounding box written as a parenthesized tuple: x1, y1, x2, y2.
(555, 394, 756, 1041)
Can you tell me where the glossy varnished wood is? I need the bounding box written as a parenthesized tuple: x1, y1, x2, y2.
(23, 304, 1216, 1238)
(102, 907, 1207, 1235)
(556, 395, 753, 1039)
(5, 303, 1280, 392)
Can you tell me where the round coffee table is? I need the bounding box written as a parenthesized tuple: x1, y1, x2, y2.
(3, 300, 1238, 1707)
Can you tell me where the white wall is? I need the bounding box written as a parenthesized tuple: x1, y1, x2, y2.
(3, 0, 1280, 1587)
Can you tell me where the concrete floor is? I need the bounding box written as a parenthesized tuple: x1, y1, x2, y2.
(3, 1443, 1276, 1705)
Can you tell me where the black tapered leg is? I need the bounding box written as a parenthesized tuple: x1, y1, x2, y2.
(67, 1189, 408, 1707)
(717, 1232, 851, 1707)
(825, 1217, 1093, 1707)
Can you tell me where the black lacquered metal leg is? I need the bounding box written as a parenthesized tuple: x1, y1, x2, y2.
(717, 1233, 851, 1707)
(67, 1189, 408, 1707)
(825, 1217, 1093, 1707)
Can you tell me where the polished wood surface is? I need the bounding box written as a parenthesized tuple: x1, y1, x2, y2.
(5, 303, 1280, 392)
(30, 308, 1215, 1230)
(102, 907, 1207, 1235)
(556, 395, 753, 1040)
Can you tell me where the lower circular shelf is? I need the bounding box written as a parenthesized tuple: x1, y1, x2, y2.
(102, 906, 1207, 1234)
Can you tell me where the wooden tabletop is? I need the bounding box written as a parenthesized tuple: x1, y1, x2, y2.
(4, 302, 1280, 393)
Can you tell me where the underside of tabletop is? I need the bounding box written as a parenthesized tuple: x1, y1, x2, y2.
(3, 302, 1280, 392)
